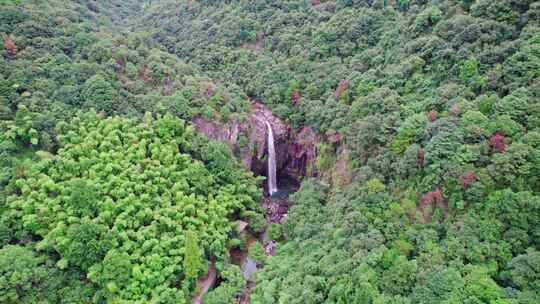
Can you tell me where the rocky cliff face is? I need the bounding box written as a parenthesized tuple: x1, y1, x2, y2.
(287, 126, 319, 178)
(193, 101, 350, 185)
(193, 102, 290, 176)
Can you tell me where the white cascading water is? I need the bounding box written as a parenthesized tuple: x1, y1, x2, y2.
(265, 121, 278, 195)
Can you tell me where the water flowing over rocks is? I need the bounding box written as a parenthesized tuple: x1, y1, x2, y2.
(192, 101, 328, 183)
(265, 121, 278, 195)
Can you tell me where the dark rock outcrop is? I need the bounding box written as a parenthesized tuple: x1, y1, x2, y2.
(286, 126, 320, 178)
(192, 100, 350, 184)
(193, 102, 291, 177)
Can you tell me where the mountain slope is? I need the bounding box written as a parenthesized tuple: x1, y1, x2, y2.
(137, 1, 540, 303)
(1, 0, 540, 303)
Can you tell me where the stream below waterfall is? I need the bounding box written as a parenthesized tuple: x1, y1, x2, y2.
(235, 173, 299, 304)
(193, 119, 300, 304)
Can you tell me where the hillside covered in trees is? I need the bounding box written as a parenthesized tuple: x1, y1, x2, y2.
(1, 0, 540, 303)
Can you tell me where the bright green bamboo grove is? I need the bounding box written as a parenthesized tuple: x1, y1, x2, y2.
(3, 111, 259, 302)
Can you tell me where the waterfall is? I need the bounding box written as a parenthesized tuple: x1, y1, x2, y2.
(265, 121, 278, 195)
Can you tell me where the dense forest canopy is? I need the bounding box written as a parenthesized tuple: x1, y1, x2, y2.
(4, 111, 260, 302)
(1, 0, 540, 303)
(0, 1, 260, 303)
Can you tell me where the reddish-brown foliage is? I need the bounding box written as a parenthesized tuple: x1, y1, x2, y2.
(326, 129, 342, 143)
(420, 190, 443, 209)
(451, 103, 461, 116)
(459, 171, 476, 188)
(4, 35, 17, 57)
(417, 147, 425, 168)
(427, 110, 438, 122)
(334, 80, 348, 101)
(206, 83, 215, 96)
(416, 189, 448, 223)
(292, 89, 301, 106)
(490, 133, 507, 153)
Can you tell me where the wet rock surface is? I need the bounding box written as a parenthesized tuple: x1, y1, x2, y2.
(286, 126, 320, 178)
(262, 197, 289, 225)
(193, 101, 289, 174)
(193, 100, 323, 180)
